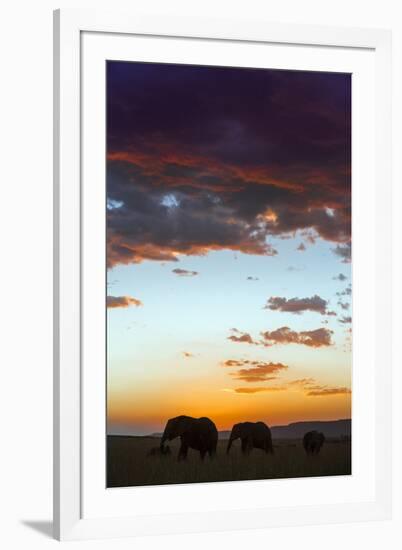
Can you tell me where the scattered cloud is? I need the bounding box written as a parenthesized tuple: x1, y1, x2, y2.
(260, 326, 333, 348)
(247, 276, 259, 281)
(182, 351, 194, 358)
(343, 328, 352, 352)
(336, 284, 352, 297)
(107, 295, 143, 308)
(221, 360, 350, 398)
(172, 268, 198, 277)
(338, 301, 350, 310)
(221, 359, 245, 367)
(333, 273, 347, 281)
(287, 378, 316, 387)
(227, 329, 257, 345)
(228, 326, 333, 348)
(332, 242, 351, 263)
(264, 295, 329, 315)
(222, 358, 269, 367)
(339, 316, 352, 324)
(301, 230, 317, 244)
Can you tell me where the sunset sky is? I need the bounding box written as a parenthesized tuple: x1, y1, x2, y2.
(106, 61, 352, 436)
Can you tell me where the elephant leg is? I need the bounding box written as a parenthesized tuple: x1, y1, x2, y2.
(200, 450, 206, 461)
(178, 442, 188, 461)
(241, 438, 252, 456)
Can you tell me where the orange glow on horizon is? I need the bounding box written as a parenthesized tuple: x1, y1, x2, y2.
(107, 384, 351, 433)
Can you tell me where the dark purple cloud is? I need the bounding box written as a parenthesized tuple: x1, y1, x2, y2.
(107, 62, 351, 267)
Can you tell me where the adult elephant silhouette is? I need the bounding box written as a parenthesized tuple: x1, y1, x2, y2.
(303, 430, 325, 455)
(227, 421, 273, 455)
(160, 415, 218, 461)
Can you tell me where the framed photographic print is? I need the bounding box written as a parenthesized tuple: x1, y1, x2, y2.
(54, 9, 392, 540)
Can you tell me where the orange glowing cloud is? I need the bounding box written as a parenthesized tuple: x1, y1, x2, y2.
(231, 381, 351, 398)
(234, 387, 287, 394)
(229, 361, 288, 383)
(107, 234, 277, 268)
(306, 386, 352, 397)
(107, 295, 143, 308)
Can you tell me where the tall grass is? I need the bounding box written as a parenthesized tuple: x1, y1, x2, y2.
(107, 436, 351, 488)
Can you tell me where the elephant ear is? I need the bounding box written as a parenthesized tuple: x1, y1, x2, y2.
(175, 415, 192, 436)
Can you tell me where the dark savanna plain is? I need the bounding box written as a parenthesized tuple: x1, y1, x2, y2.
(107, 420, 351, 488)
(106, 61, 352, 487)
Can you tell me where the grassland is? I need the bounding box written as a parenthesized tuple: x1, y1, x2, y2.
(107, 436, 351, 488)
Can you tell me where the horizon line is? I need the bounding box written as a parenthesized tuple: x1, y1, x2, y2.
(108, 417, 352, 437)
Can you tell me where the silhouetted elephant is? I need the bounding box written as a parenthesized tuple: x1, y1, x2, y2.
(160, 415, 218, 461)
(147, 445, 171, 458)
(227, 421, 273, 455)
(303, 431, 325, 455)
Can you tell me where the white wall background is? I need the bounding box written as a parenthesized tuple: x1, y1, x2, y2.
(0, 0, 400, 548)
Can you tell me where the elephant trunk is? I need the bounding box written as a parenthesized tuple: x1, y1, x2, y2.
(160, 428, 169, 451)
(227, 435, 235, 454)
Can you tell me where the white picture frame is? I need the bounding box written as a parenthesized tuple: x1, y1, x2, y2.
(53, 8, 392, 541)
